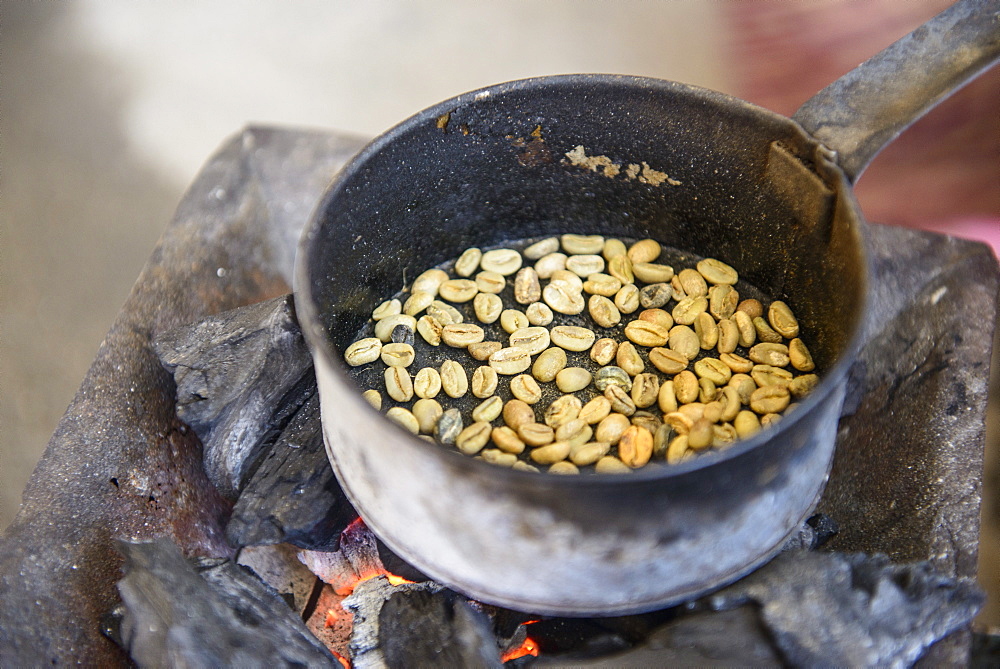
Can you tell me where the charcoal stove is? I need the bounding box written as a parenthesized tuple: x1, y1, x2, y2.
(0, 126, 996, 666)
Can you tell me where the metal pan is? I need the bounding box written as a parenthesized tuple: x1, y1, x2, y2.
(296, 0, 999, 615)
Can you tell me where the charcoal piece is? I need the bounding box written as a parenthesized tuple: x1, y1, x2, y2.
(706, 550, 985, 667)
(779, 513, 838, 552)
(236, 543, 321, 615)
(226, 392, 355, 550)
(805, 513, 839, 546)
(114, 538, 337, 667)
(513, 618, 631, 658)
(153, 294, 315, 499)
(529, 608, 782, 667)
(971, 630, 1000, 668)
(376, 536, 430, 583)
(343, 575, 502, 669)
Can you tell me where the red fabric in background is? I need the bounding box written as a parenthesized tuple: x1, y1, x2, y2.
(724, 0, 999, 257)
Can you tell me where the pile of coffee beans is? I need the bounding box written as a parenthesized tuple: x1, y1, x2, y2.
(344, 234, 818, 474)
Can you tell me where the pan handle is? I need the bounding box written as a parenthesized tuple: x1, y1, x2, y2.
(792, 0, 1000, 183)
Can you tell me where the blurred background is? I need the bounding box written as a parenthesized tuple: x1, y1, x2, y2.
(2, 0, 997, 625)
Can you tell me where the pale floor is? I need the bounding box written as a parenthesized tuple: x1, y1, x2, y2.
(2, 0, 997, 630)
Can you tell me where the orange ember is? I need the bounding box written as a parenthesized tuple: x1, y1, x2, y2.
(332, 649, 350, 668)
(339, 570, 414, 595)
(502, 636, 539, 662)
(344, 516, 367, 533)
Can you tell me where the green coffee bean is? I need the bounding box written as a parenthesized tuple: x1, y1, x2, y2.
(677, 268, 708, 297)
(454, 247, 482, 277)
(561, 233, 604, 255)
(524, 237, 559, 259)
(416, 315, 443, 346)
(491, 426, 526, 454)
(608, 254, 635, 285)
(602, 238, 627, 260)
(579, 396, 612, 425)
(697, 257, 738, 285)
(595, 456, 632, 474)
(427, 300, 463, 325)
(472, 396, 504, 423)
(403, 290, 434, 316)
(438, 278, 478, 303)
(471, 365, 499, 398)
(583, 273, 622, 297)
(481, 449, 519, 467)
(412, 398, 443, 434)
(440, 323, 485, 348)
(372, 298, 402, 321)
(510, 374, 543, 404)
(384, 366, 413, 402)
(549, 325, 596, 352)
(509, 326, 551, 355)
(534, 252, 567, 279)
(500, 309, 529, 333)
(473, 293, 503, 324)
(590, 338, 618, 366)
(789, 338, 815, 371)
(544, 394, 582, 428)
(514, 267, 541, 304)
(362, 389, 382, 410)
(614, 284, 640, 314)
(489, 347, 532, 375)
(627, 239, 661, 263)
(694, 311, 718, 350)
(556, 367, 592, 393)
(594, 366, 631, 392)
(570, 441, 610, 466)
(530, 441, 572, 465)
(624, 319, 669, 347)
(768, 300, 800, 338)
(526, 302, 554, 326)
(345, 338, 382, 366)
(440, 360, 468, 397)
(456, 421, 493, 455)
(480, 248, 523, 275)
(386, 407, 420, 434)
(475, 271, 506, 294)
(412, 269, 449, 296)
(502, 399, 535, 429)
(709, 284, 738, 320)
(468, 341, 502, 361)
(381, 342, 415, 367)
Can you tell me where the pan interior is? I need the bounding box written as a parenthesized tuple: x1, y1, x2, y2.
(306, 76, 865, 410)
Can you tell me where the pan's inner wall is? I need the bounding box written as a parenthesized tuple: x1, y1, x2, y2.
(307, 76, 864, 375)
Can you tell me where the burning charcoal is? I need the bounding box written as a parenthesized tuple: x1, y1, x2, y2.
(114, 538, 337, 667)
(705, 550, 984, 667)
(153, 294, 315, 499)
(344, 576, 503, 668)
(299, 518, 389, 595)
(226, 393, 356, 550)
